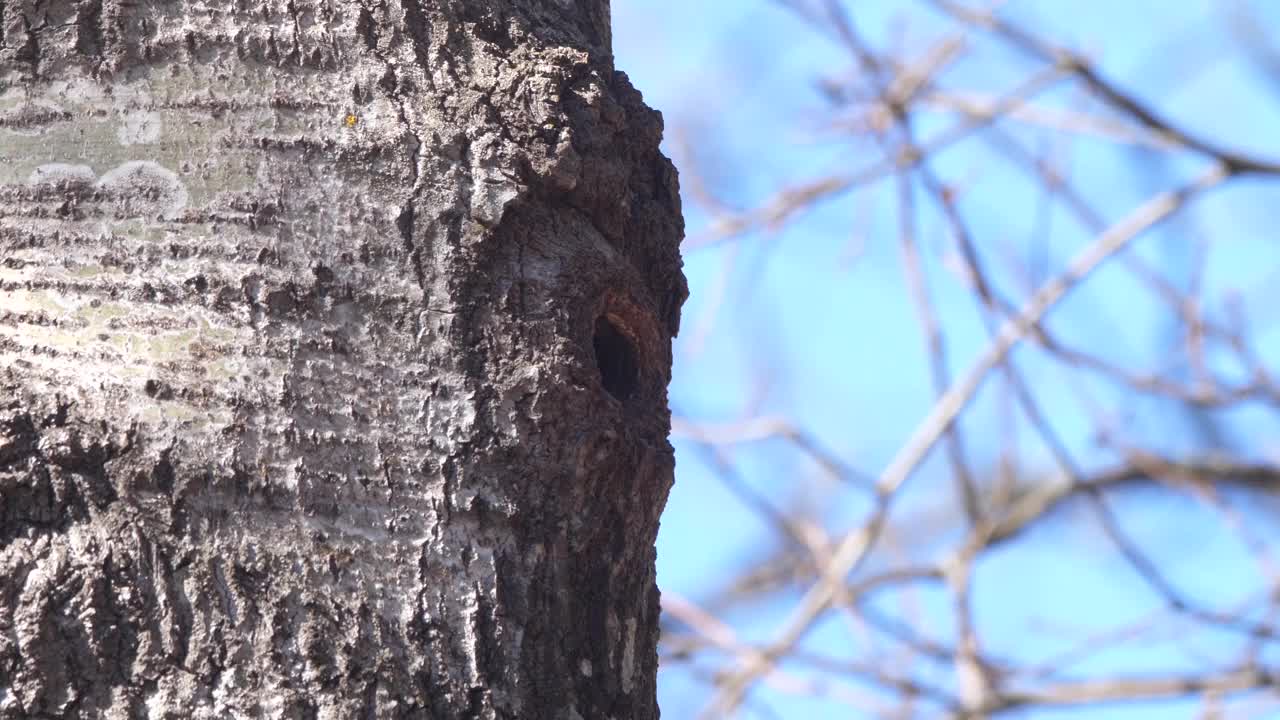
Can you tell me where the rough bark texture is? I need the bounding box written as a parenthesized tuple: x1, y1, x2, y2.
(0, 1, 686, 718)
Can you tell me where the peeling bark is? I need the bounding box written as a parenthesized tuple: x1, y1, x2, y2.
(0, 1, 686, 718)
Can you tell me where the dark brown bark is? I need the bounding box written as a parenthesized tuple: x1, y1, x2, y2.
(0, 1, 686, 718)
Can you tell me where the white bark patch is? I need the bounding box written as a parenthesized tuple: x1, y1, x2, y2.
(461, 590, 484, 683)
(96, 161, 189, 219)
(118, 111, 163, 145)
(494, 370, 539, 438)
(56, 76, 109, 105)
(144, 684, 174, 720)
(427, 384, 478, 449)
(579, 659, 593, 677)
(27, 163, 96, 188)
(471, 168, 520, 227)
(304, 515, 392, 543)
(469, 133, 521, 227)
(621, 617, 637, 694)
(0, 274, 252, 431)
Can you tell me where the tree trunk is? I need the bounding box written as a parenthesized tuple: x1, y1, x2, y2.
(0, 1, 686, 718)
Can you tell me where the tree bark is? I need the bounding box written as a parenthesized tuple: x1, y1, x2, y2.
(0, 1, 686, 718)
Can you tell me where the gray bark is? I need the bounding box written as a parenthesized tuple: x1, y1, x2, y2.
(0, 1, 686, 718)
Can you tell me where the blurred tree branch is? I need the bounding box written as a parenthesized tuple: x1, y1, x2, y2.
(660, 1, 1280, 717)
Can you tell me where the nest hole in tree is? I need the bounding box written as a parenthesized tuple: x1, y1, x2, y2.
(593, 314, 639, 401)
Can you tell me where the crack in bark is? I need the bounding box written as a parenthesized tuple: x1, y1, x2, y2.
(359, 0, 430, 309)
(74, 0, 104, 68)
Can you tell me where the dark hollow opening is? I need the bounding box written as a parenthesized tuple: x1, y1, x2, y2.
(593, 315, 639, 401)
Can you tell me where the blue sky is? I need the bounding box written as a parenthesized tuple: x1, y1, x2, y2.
(614, 1, 1280, 717)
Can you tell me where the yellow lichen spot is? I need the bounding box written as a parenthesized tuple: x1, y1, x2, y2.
(344, 114, 358, 128)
